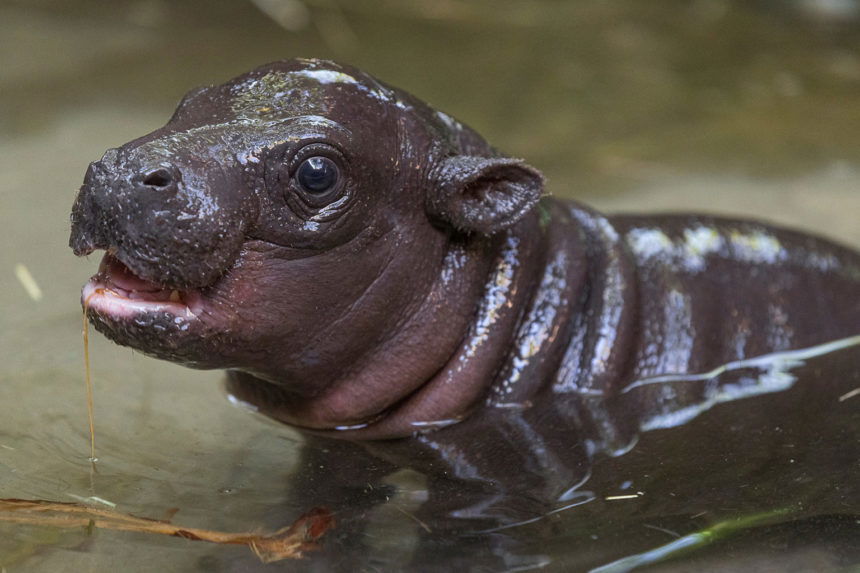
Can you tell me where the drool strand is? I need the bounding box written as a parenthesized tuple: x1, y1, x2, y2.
(83, 290, 101, 463)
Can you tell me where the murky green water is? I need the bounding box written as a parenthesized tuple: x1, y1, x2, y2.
(1, 1, 859, 571)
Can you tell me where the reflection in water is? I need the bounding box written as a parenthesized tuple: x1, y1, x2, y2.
(8, 336, 852, 570)
(623, 334, 860, 431)
(206, 336, 859, 571)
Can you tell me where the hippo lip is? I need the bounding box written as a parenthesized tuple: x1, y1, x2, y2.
(82, 253, 204, 320)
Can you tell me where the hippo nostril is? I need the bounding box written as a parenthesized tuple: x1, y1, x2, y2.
(142, 168, 174, 188)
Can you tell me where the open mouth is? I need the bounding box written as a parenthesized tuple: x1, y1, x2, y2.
(82, 253, 202, 320)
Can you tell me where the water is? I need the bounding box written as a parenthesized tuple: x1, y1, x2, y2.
(1, 1, 859, 570)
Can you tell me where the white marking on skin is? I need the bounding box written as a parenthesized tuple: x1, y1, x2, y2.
(683, 226, 722, 255)
(553, 312, 590, 393)
(291, 69, 391, 102)
(487, 249, 569, 403)
(626, 228, 673, 260)
(626, 225, 790, 272)
(803, 252, 840, 272)
(294, 69, 359, 85)
(462, 236, 518, 359)
(628, 226, 724, 272)
(728, 230, 786, 264)
(589, 218, 624, 379)
(558, 210, 628, 395)
(658, 289, 695, 374)
(435, 111, 463, 131)
(236, 151, 261, 166)
(294, 115, 347, 131)
(439, 247, 468, 285)
(681, 226, 725, 271)
(518, 253, 568, 359)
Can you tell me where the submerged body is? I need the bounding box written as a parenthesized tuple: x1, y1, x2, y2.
(69, 59, 860, 440)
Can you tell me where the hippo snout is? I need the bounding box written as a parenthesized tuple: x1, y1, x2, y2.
(70, 145, 255, 290)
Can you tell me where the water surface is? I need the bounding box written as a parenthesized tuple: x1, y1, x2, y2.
(1, 1, 859, 570)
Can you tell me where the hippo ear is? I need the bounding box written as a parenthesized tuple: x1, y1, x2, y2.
(428, 156, 545, 235)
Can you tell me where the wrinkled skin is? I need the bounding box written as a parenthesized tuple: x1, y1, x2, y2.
(70, 59, 860, 442)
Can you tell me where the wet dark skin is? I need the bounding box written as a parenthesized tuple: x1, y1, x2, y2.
(70, 59, 860, 441)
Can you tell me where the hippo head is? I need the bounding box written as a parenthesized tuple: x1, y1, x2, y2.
(70, 59, 543, 426)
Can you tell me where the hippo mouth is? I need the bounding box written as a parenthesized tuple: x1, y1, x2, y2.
(83, 253, 205, 320)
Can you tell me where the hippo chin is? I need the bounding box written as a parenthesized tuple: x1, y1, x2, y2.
(70, 58, 860, 440)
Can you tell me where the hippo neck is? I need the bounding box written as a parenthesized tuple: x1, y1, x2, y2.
(338, 206, 564, 438)
(226, 201, 641, 440)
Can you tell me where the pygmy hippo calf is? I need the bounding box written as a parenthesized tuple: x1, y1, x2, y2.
(70, 59, 860, 441)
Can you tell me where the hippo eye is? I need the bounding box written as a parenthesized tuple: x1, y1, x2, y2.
(296, 156, 339, 195)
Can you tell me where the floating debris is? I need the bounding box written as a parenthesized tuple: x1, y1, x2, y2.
(0, 499, 334, 563)
(838, 387, 860, 402)
(589, 509, 790, 573)
(605, 493, 642, 501)
(14, 264, 42, 301)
